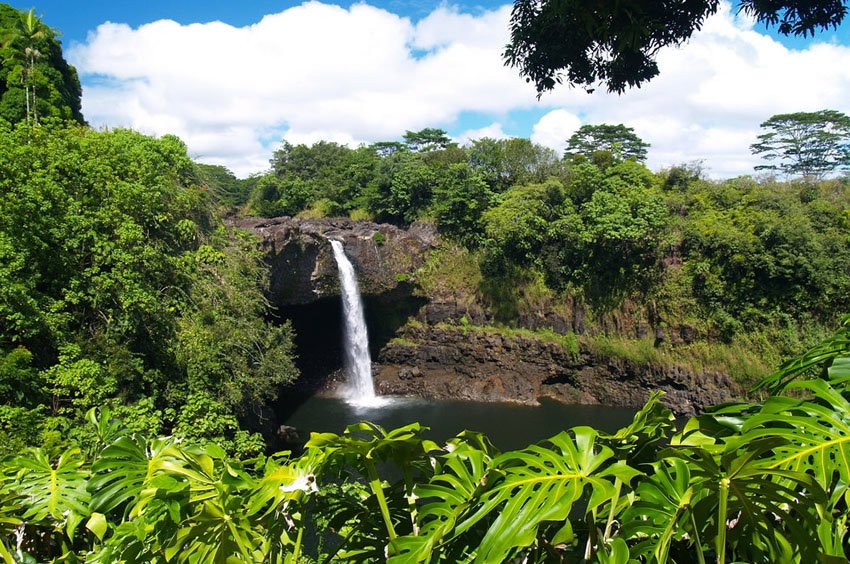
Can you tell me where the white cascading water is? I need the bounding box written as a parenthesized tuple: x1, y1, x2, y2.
(329, 239, 379, 405)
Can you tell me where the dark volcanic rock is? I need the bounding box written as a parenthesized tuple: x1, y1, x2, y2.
(374, 325, 743, 416)
(234, 217, 437, 306)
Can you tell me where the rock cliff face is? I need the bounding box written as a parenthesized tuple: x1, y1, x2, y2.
(374, 325, 742, 416)
(234, 217, 436, 306)
(237, 217, 741, 414)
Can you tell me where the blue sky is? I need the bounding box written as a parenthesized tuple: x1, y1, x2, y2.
(14, 1, 850, 177)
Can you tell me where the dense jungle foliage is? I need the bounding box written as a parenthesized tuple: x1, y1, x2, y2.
(0, 120, 298, 458)
(1, 319, 849, 562)
(244, 132, 850, 348)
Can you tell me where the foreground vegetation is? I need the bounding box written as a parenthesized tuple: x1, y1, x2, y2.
(2, 319, 848, 562)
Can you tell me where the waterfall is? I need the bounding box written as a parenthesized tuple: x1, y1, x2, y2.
(329, 239, 378, 404)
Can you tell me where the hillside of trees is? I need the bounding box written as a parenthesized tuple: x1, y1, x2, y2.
(233, 124, 850, 374)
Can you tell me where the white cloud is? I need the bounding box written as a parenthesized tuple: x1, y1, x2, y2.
(530, 110, 582, 155)
(70, 2, 533, 176)
(70, 1, 850, 178)
(455, 122, 509, 145)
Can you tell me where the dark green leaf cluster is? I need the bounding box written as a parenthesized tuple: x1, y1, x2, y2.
(503, 0, 847, 94)
(739, 0, 848, 36)
(2, 321, 850, 561)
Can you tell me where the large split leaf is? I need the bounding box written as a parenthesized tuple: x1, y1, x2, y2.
(8, 447, 90, 539)
(675, 442, 825, 563)
(740, 376, 850, 507)
(390, 432, 498, 563)
(164, 445, 265, 563)
(460, 427, 638, 562)
(89, 434, 188, 516)
(620, 457, 706, 563)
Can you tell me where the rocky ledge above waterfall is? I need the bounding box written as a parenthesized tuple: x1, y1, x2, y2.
(233, 216, 437, 306)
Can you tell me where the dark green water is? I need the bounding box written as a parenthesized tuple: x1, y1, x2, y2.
(282, 395, 637, 452)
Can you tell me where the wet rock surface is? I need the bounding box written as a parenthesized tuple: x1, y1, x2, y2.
(374, 325, 742, 416)
(234, 216, 437, 306)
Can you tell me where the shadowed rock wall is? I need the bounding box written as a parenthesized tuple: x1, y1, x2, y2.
(374, 324, 742, 416)
(234, 217, 436, 306)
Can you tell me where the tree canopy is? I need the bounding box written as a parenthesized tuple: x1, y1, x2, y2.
(504, 0, 848, 94)
(402, 127, 454, 152)
(750, 109, 850, 179)
(565, 124, 650, 163)
(0, 121, 296, 456)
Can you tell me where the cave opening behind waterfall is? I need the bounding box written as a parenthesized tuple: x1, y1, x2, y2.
(272, 283, 426, 406)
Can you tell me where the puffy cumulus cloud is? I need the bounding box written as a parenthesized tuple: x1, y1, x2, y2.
(71, 1, 850, 177)
(530, 109, 582, 155)
(70, 1, 534, 176)
(455, 122, 509, 145)
(536, 1, 850, 176)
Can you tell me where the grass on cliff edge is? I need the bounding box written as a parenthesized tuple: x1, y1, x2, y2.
(410, 243, 829, 388)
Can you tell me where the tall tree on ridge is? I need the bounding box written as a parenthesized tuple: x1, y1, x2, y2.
(565, 124, 650, 163)
(750, 109, 850, 180)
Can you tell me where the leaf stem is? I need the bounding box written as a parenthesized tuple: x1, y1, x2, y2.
(716, 477, 729, 564)
(366, 460, 399, 554)
(603, 478, 622, 541)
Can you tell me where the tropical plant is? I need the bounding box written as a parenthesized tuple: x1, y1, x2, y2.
(2, 321, 850, 562)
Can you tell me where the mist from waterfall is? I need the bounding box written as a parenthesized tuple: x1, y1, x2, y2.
(329, 239, 381, 405)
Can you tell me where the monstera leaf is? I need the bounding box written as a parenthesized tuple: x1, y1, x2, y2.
(0, 487, 21, 563)
(306, 421, 440, 558)
(620, 457, 708, 563)
(740, 377, 850, 506)
(389, 432, 498, 563)
(89, 434, 188, 517)
(245, 452, 324, 562)
(246, 453, 319, 519)
(458, 427, 638, 562)
(598, 391, 675, 467)
(8, 447, 90, 540)
(668, 441, 826, 563)
(163, 444, 266, 563)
